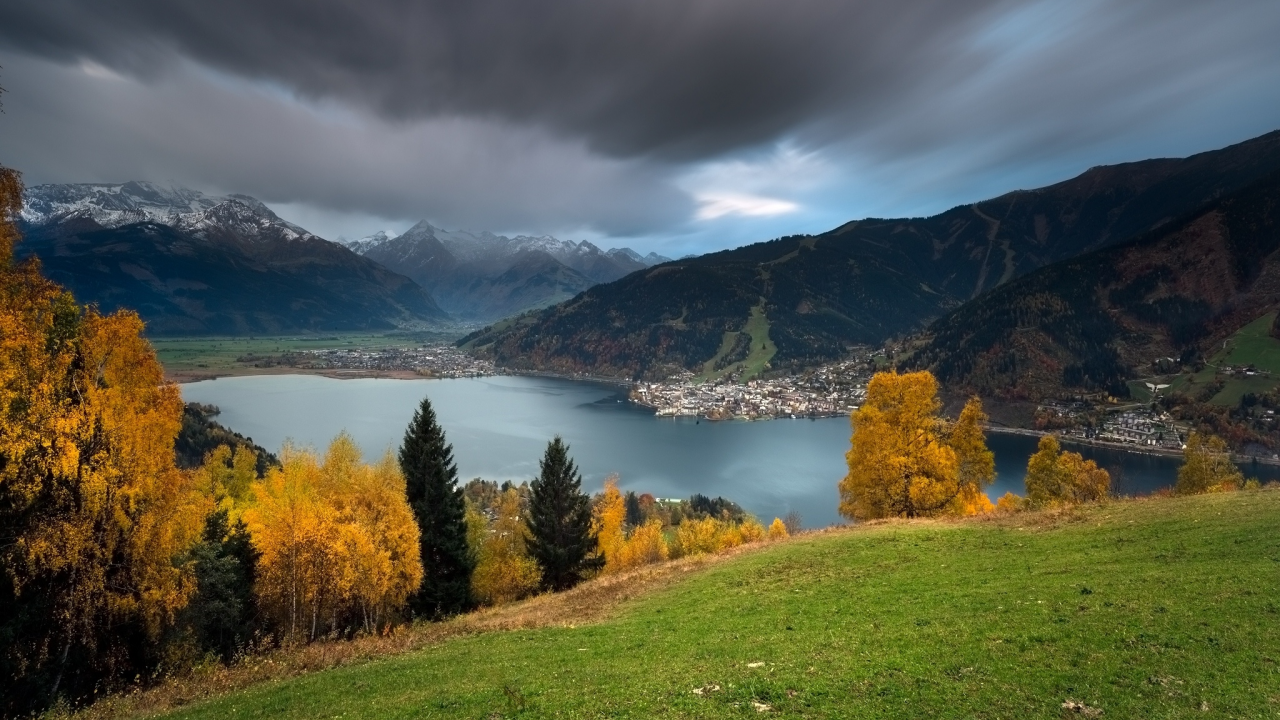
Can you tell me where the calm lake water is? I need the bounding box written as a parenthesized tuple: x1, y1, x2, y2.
(181, 374, 1280, 528)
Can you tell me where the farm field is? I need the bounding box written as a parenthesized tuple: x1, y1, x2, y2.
(150, 332, 462, 378)
(141, 490, 1280, 720)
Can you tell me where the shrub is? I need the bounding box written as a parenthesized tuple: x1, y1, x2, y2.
(995, 492, 1025, 513)
(768, 517, 790, 540)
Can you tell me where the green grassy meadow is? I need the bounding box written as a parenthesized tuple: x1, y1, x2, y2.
(1160, 311, 1280, 404)
(160, 491, 1280, 719)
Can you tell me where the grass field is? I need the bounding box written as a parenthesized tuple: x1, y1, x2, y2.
(698, 303, 777, 383)
(151, 332, 461, 375)
(146, 490, 1280, 719)
(1207, 311, 1280, 405)
(1159, 311, 1280, 405)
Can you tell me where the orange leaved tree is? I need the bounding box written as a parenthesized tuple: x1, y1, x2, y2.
(1024, 435, 1110, 507)
(591, 475, 627, 574)
(1175, 432, 1243, 495)
(0, 166, 203, 712)
(839, 371, 996, 520)
(245, 435, 422, 643)
(768, 517, 789, 540)
(471, 487, 542, 605)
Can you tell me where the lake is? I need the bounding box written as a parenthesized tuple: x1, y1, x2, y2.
(180, 374, 1280, 528)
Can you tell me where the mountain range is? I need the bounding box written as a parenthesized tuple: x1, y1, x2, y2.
(16, 182, 671, 333)
(462, 130, 1280, 381)
(17, 182, 448, 334)
(342, 223, 669, 320)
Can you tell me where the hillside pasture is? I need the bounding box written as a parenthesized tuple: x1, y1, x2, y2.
(125, 490, 1280, 720)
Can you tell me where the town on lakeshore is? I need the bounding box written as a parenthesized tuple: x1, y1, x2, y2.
(629, 356, 872, 420)
(220, 338, 1273, 459)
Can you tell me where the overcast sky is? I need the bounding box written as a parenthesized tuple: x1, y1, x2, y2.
(2, 0, 1279, 256)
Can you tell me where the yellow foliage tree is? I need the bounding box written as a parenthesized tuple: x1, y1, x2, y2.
(244, 436, 422, 642)
(768, 517, 789, 540)
(738, 518, 767, 544)
(1176, 432, 1243, 495)
(674, 517, 722, 557)
(839, 373, 995, 520)
(195, 444, 259, 508)
(322, 437, 423, 632)
(946, 398, 997, 516)
(591, 475, 627, 574)
(1, 166, 203, 701)
(995, 492, 1025, 513)
(1024, 435, 1111, 507)
(471, 488, 542, 605)
(614, 519, 669, 570)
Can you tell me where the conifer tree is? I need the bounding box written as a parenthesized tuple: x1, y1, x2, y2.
(399, 396, 473, 618)
(624, 490, 644, 527)
(527, 436, 601, 591)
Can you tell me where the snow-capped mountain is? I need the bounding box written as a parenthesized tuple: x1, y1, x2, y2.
(341, 220, 672, 320)
(17, 182, 448, 333)
(21, 181, 314, 244)
(346, 221, 670, 282)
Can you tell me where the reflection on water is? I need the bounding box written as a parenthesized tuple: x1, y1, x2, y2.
(181, 374, 1280, 528)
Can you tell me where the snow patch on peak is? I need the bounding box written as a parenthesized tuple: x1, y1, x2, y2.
(21, 182, 318, 244)
(343, 230, 396, 254)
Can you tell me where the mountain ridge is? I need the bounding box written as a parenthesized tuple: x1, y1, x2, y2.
(344, 220, 671, 321)
(18, 182, 450, 334)
(909, 169, 1280, 401)
(461, 129, 1280, 380)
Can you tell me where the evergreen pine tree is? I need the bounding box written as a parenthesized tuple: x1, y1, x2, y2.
(180, 509, 260, 662)
(399, 396, 474, 618)
(624, 490, 643, 527)
(527, 437, 601, 591)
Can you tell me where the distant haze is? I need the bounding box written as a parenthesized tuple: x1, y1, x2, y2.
(2, 1, 1279, 256)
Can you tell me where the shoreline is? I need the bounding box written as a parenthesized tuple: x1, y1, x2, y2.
(164, 365, 634, 388)
(166, 367, 1279, 467)
(166, 366, 437, 384)
(985, 424, 1280, 467)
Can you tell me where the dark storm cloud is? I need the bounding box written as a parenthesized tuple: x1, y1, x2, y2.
(0, 0, 1022, 159)
(0, 53, 690, 237)
(1, 0, 1279, 247)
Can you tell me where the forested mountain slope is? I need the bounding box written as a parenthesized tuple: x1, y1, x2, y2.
(910, 171, 1280, 401)
(463, 130, 1280, 379)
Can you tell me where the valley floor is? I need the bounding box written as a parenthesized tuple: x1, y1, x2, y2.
(84, 490, 1280, 719)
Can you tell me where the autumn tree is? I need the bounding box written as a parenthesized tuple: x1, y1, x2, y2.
(471, 488, 542, 605)
(946, 398, 997, 516)
(995, 492, 1025, 513)
(1024, 435, 1111, 507)
(615, 520, 669, 569)
(768, 517, 789, 540)
(737, 518, 767, 544)
(0, 166, 204, 712)
(527, 437, 601, 590)
(839, 372, 996, 520)
(399, 395, 473, 619)
(245, 436, 422, 643)
(323, 437, 423, 633)
(592, 475, 627, 574)
(1176, 432, 1243, 495)
(245, 445, 339, 644)
(675, 517, 722, 556)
